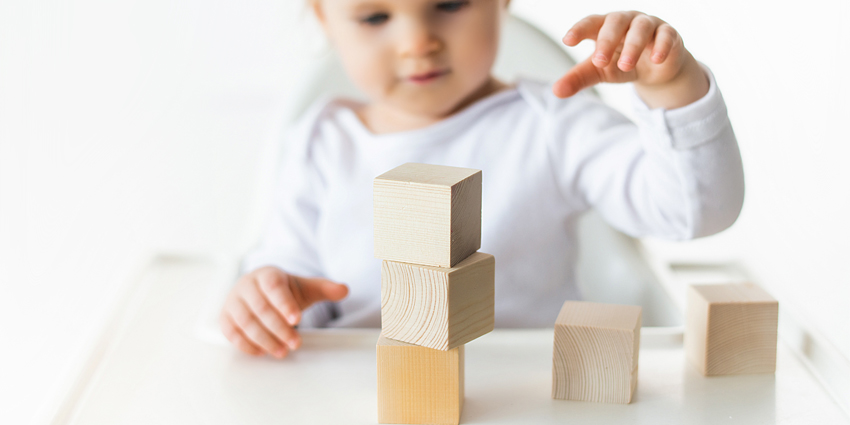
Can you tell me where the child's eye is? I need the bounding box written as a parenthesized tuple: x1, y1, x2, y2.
(360, 12, 389, 26)
(435, 0, 470, 12)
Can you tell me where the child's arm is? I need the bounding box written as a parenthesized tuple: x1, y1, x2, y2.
(552, 11, 709, 110)
(220, 266, 348, 358)
(545, 11, 743, 240)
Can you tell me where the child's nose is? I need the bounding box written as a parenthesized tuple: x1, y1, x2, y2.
(396, 21, 442, 58)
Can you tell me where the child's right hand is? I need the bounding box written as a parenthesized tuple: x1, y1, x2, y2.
(219, 266, 349, 358)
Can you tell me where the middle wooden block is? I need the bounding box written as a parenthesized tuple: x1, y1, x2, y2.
(374, 162, 482, 268)
(381, 252, 495, 351)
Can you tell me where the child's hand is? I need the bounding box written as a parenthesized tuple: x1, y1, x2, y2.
(553, 11, 709, 109)
(219, 266, 349, 358)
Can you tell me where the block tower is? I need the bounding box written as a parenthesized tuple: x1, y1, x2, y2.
(373, 163, 495, 425)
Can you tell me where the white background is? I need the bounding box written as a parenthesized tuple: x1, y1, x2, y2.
(1, 0, 849, 423)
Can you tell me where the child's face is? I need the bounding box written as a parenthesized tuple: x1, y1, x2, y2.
(314, 0, 507, 118)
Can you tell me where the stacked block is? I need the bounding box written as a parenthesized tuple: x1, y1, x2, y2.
(374, 162, 482, 268)
(685, 283, 778, 376)
(377, 336, 464, 425)
(381, 252, 495, 351)
(552, 301, 642, 404)
(374, 163, 494, 425)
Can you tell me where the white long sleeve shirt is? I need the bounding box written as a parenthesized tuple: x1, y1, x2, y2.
(242, 65, 744, 328)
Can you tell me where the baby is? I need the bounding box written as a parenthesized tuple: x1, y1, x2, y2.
(219, 0, 744, 358)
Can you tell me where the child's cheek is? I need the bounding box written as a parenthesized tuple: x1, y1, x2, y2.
(452, 13, 500, 83)
(337, 38, 394, 99)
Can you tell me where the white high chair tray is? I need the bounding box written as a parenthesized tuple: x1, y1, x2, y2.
(49, 256, 849, 424)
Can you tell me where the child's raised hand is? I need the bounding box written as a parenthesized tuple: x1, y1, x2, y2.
(219, 266, 349, 358)
(553, 11, 708, 109)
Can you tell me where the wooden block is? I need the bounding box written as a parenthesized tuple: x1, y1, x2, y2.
(377, 335, 464, 425)
(381, 252, 494, 351)
(374, 162, 482, 268)
(685, 283, 778, 376)
(552, 301, 641, 404)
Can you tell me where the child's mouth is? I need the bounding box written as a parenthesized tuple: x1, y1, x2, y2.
(408, 69, 449, 85)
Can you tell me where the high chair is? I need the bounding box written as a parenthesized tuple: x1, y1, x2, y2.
(41, 15, 849, 425)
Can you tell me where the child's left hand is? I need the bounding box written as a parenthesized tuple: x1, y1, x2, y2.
(553, 11, 709, 109)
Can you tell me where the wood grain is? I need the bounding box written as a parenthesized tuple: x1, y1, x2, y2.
(381, 252, 495, 351)
(377, 335, 464, 425)
(685, 283, 778, 376)
(552, 301, 642, 404)
(373, 163, 481, 268)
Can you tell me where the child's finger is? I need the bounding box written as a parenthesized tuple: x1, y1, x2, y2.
(229, 298, 289, 358)
(593, 12, 635, 67)
(294, 276, 350, 306)
(220, 314, 263, 356)
(618, 14, 658, 72)
(241, 283, 302, 350)
(650, 23, 679, 64)
(257, 273, 302, 325)
(562, 14, 605, 46)
(552, 56, 603, 98)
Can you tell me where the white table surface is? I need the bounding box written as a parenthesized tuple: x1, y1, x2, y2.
(50, 256, 850, 425)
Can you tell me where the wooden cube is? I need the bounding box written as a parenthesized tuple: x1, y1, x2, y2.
(552, 301, 641, 404)
(685, 283, 778, 376)
(377, 335, 464, 425)
(381, 252, 494, 351)
(374, 163, 482, 268)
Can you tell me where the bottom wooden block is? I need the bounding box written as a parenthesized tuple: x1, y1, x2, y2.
(552, 301, 641, 404)
(377, 335, 464, 425)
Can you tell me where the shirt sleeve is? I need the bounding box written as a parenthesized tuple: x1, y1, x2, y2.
(240, 106, 327, 277)
(548, 63, 745, 240)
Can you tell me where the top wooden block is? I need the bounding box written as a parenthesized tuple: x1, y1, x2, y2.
(374, 163, 482, 268)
